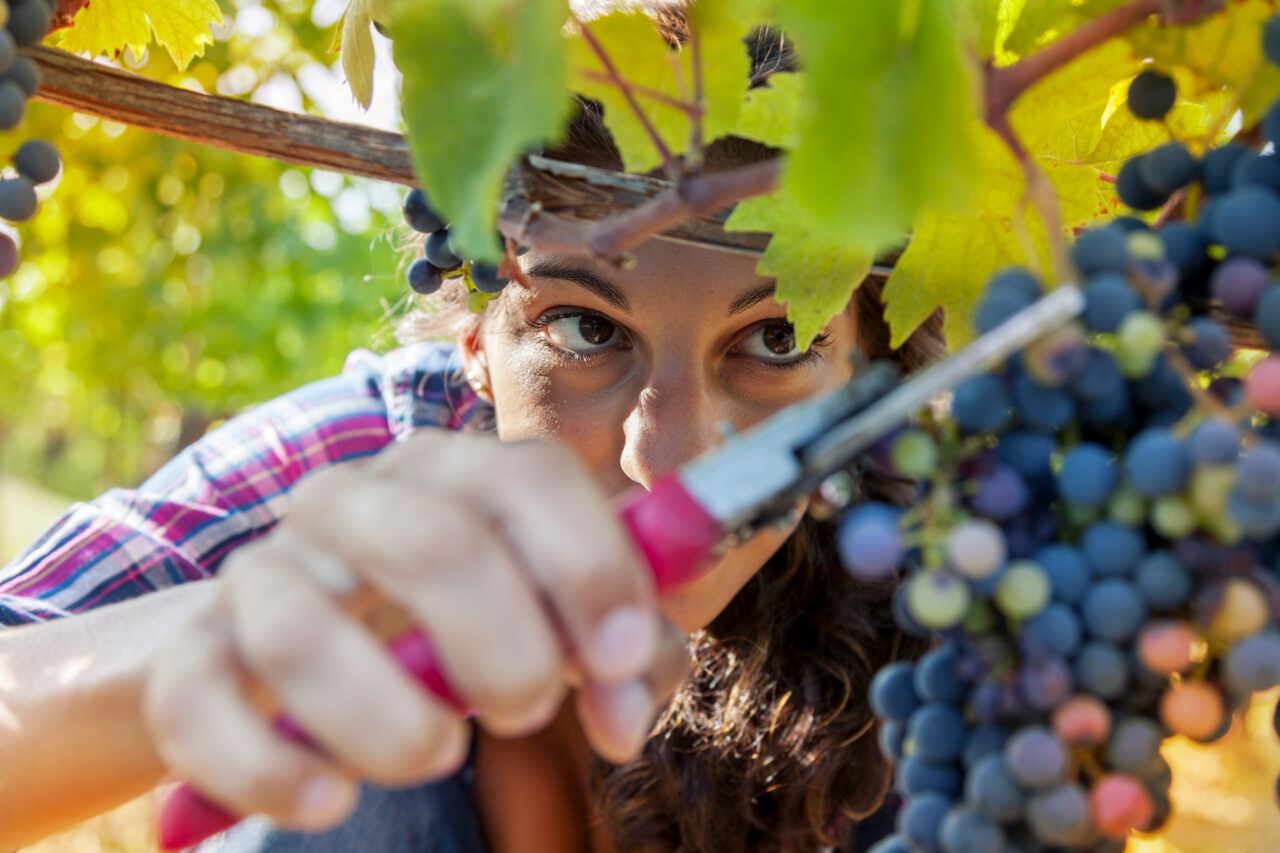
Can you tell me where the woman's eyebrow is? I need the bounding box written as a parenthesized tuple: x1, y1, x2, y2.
(526, 260, 632, 313)
(727, 281, 778, 316)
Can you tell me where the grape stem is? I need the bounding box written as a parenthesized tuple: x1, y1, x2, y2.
(578, 70, 703, 119)
(573, 15, 681, 181)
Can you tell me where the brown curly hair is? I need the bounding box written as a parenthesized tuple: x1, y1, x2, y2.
(395, 9, 945, 851)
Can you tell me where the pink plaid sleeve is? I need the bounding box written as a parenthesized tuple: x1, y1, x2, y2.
(0, 342, 491, 626)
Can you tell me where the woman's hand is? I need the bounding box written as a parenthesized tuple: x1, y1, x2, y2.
(142, 430, 692, 830)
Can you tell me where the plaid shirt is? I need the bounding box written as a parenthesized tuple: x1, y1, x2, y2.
(0, 342, 494, 626)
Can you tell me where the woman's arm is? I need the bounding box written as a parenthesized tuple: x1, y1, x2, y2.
(0, 342, 477, 845)
(0, 578, 217, 850)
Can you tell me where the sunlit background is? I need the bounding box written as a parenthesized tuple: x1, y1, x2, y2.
(1, 1, 1279, 851)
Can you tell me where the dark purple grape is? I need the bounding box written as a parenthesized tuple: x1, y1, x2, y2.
(1127, 69, 1176, 120)
(13, 139, 59, 184)
(405, 258, 443, 295)
(0, 231, 17, 277)
(1116, 156, 1168, 211)
(4, 55, 39, 97)
(1202, 143, 1251, 195)
(471, 262, 509, 294)
(1265, 14, 1280, 67)
(1140, 142, 1198, 193)
(0, 79, 25, 131)
(402, 188, 445, 234)
(0, 29, 15, 76)
(1211, 256, 1269, 317)
(0, 175, 36, 222)
(7, 0, 52, 45)
(424, 229, 460, 270)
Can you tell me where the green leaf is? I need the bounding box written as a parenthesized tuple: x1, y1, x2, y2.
(390, 0, 573, 263)
(884, 126, 1044, 348)
(773, 0, 979, 256)
(56, 0, 224, 71)
(566, 1, 756, 175)
(724, 186, 873, 350)
(734, 71, 805, 149)
(1124, 0, 1280, 128)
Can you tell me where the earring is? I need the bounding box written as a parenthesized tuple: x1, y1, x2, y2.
(466, 372, 492, 400)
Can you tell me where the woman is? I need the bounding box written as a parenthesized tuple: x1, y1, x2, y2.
(0, 11, 941, 853)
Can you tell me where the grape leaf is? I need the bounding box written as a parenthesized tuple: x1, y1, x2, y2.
(56, 0, 223, 71)
(390, 0, 573, 264)
(724, 187, 873, 351)
(1004, 0, 1125, 56)
(1125, 0, 1280, 128)
(566, 0, 756, 175)
(884, 126, 1043, 348)
(773, 0, 979, 256)
(733, 71, 804, 149)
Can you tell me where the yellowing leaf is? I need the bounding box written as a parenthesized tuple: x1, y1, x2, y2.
(884, 126, 1051, 348)
(391, 0, 573, 263)
(57, 0, 223, 71)
(567, 0, 754, 175)
(1125, 0, 1280, 128)
(724, 187, 873, 350)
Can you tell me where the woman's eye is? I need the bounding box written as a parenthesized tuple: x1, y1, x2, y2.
(542, 313, 623, 354)
(739, 321, 802, 362)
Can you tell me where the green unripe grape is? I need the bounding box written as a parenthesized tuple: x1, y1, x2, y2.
(891, 430, 938, 479)
(1108, 487, 1146, 527)
(995, 560, 1051, 620)
(1190, 465, 1233, 519)
(466, 290, 490, 313)
(905, 570, 972, 630)
(1127, 231, 1165, 261)
(1117, 312, 1166, 366)
(1116, 345, 1159, 380)
(1151, 495, 1196, 539)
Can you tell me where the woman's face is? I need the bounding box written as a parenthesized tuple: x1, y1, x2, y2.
(461, 238, 861, 633)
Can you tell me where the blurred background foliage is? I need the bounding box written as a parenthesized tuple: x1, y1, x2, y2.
(0, 0, 411, 505)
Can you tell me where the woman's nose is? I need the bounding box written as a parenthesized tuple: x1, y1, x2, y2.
(618, 369, 728, 489)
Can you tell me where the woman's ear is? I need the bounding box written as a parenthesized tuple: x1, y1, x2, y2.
(457, 317, 494, 404)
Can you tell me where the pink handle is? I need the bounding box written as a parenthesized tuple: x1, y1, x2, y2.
(158, 477, 719, 850)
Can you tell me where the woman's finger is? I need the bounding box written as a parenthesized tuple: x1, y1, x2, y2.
(219, 536, 473, 787)
(143, 604, 361, 829)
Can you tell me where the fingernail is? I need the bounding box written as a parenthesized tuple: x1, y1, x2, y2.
(613, 678, 655, 754)
(297, 776, 352, 823)
(592, 605, 658, 680)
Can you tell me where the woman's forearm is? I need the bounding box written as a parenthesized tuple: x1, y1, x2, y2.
(0, 579, 219, 849)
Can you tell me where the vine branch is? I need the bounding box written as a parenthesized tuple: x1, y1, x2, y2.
(23, 44, 787, 263)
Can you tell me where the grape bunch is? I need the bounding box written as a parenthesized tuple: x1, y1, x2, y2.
(400, 187, 511, 311)
(0, 0, 60, 278)
(840, 22, 1280, 853)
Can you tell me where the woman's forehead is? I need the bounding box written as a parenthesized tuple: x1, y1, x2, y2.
(521, 240, 771, 298)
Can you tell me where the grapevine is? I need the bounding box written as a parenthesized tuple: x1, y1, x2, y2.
(841, 22, 1280, 850)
